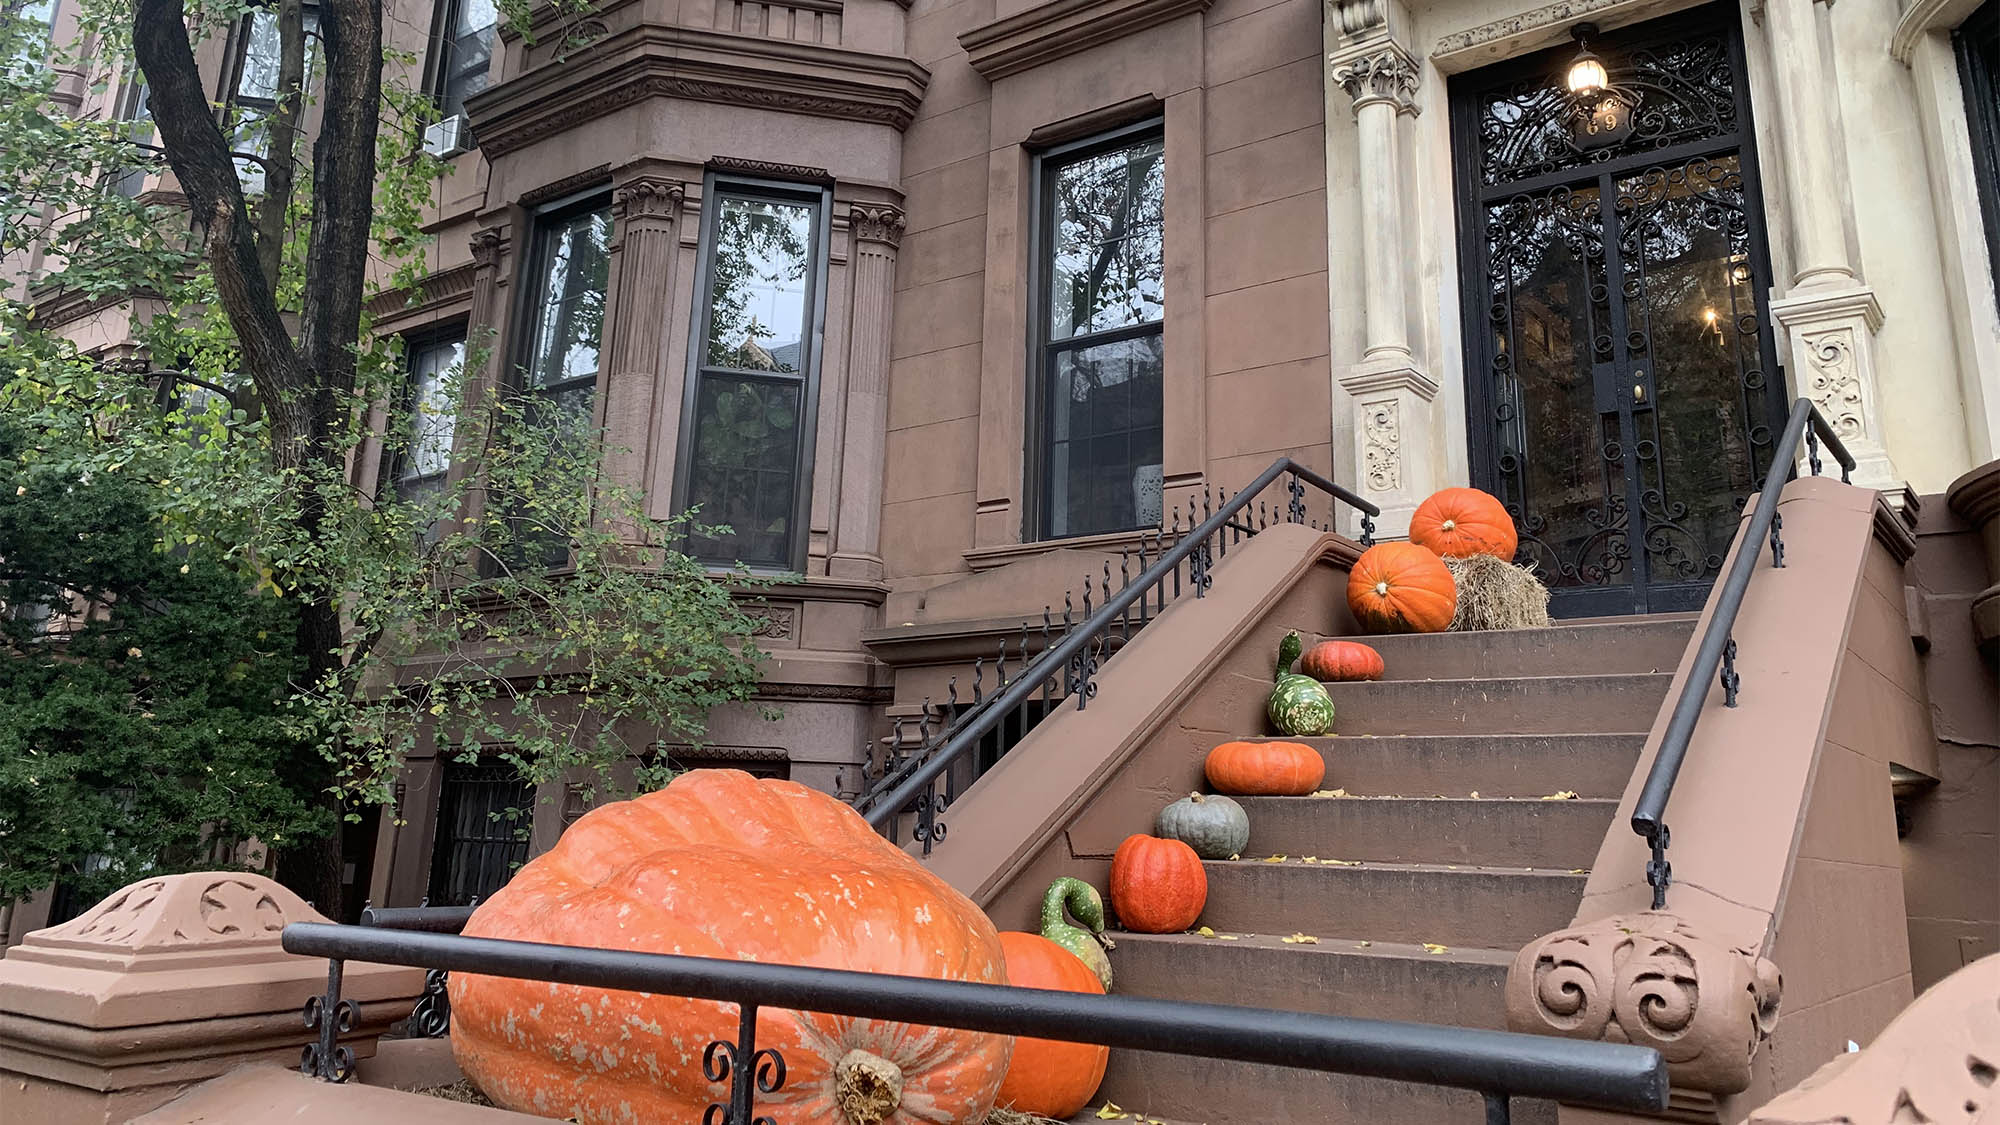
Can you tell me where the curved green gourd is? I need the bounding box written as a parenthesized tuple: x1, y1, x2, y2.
(1040, 876, 1115, 991)
(1268, 631, 1335, 736)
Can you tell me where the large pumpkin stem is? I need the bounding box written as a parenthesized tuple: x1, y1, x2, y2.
(834, 1049, 905, 1125)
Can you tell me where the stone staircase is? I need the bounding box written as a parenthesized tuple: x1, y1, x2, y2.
(1065, 615, 1696, 1125)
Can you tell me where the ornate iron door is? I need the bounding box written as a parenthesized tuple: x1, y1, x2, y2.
(1451, 6, 1785, 617)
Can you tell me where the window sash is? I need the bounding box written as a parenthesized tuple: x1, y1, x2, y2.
(674, 178, 829, 572)
(1957, 0, 2000, 300)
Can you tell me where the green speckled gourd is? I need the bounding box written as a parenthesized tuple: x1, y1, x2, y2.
(1040, 877, 1115, 990)
(1267, 631, 1336, 736)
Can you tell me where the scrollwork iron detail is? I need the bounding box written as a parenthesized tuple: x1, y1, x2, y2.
(703, 1005, 786, 1125)
(300, 960, 358, 1082)
(409, 968, 452, 1038)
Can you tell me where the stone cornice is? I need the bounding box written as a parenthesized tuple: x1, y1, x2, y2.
(465, 24, 931, 156)
(1892, 0, 1988, 62)
(709, 156, 834, 183)
(958, 0, 1214, 81)
(364, 263, 479, 327)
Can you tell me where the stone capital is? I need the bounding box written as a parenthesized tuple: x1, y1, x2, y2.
(1330, 44, 1420, 115)
(469, 226, 508, 270)
(849, 203, 907, 249)
(1338, 356, 1439, 400)
(1506, 911, 1783, 1096)
(611, 176, 685, 222)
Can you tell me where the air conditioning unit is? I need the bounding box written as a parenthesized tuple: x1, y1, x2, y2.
(422, 114, 470, 158)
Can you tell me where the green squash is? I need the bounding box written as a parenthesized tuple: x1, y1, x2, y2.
(1267, 631, 1335, 736)
(1156, 791, 1251, 860)
(1040, 876, 1115, 990)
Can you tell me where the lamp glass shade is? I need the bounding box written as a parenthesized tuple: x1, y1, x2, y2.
(1566, 55, 1608, 96)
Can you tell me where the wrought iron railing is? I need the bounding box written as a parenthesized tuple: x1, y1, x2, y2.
(282, 920, 1669, 1123)
(1633, 398, 1855, 909)
(358, 900, 477, 1039)
(855, 457, 1380, 850)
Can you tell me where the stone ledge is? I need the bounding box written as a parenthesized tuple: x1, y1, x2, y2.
(958, 0, 1213, 80)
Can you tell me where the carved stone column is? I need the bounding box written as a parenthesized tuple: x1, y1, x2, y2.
(1507, 911, 1783, 1098)
(601, 175, 685, 530)
(1762, 0, 1899, 490)
(448, 223, 513, 541)
(830, 203, 903, 581)
(1330, 31, 1438, 538)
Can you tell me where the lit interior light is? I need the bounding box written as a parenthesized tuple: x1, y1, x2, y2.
(1566, 24, 1609, 99)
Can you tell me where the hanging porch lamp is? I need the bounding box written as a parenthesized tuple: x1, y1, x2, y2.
(1564, 24, 1633, 148)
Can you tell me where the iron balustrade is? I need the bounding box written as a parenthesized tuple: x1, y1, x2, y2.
(358, 900, 478, 1038)
(281, 920, 1669, 1124)
(1631, 397, 1855, 909)
(855, 457, 1381, 849)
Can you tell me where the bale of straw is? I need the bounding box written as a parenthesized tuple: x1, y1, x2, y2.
(1443, 553, 1552, 631)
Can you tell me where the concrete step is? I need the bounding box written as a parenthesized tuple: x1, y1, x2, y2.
(1090, 1053, 1557, 1125)
(1228, 733, 1646, 799)
(1340, 617, 1694, 681)
(1106, 931, 1514, 1029)
(1233, 795, 1615, 869)
(1320, 673, 1671, 736)
(1193, 859, 1586, 950)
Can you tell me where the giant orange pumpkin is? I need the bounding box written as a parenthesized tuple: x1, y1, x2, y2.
(993, 932, 1109, 1119)
(449, 770, 1013, 1125)
(1299, 639, 1385, 682)
(1204, 739, 1326, 796)
(1347, 542, 1457, 634)
(1410, 487, 1518, 562)
(1109, 834, 1207, 934)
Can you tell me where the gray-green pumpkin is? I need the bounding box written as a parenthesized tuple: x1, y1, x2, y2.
(1156, 792, 1250, 860)
(1267, 631, 1335, 736)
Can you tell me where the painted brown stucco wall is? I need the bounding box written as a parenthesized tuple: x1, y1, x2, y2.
(1900, 492, 2000, 992)
(882, 0, 1335, 597)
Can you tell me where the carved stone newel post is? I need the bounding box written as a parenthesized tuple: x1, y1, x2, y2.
(602, 174, 686, 536)
(1329, 0, 1437, 538)
(830, 202, 904, 581)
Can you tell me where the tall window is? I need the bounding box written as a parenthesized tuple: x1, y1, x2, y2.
(677, 178, 829, 570)
(1959, 0, 2000, 297)
(10, 0, 59, 68)
(519, 201, 612, 413)
(429, 0, 496, 123)
(396, 332, 464, 511)
(230, 5, 318, 193)
(109, 71, 153, 198)
(1033, 123, 1165, 541)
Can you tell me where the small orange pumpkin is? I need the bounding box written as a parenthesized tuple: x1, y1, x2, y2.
(1299, 639, 1385, 682)
(1109, 835, 1207, 934)
(1205, 739, 1327, 796)
(994, 932, 1110, 1118)
(1410, 487, 1518, 561)
(450, 770, 1012, 1125)
(1347, 542, 1457, 634)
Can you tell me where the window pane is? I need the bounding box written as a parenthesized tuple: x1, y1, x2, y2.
(237, 10, 282, 100)
(404, 337, 463, 481)
(440, 0, 496, 119)
(1045, 333, 1164, 538)
(522, 207, 611, 393)
(703, 195, 815, 374)
(685, 376, 803, 568)
(1048, 136, 1165, 340)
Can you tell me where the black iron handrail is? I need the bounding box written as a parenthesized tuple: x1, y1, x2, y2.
(1632, 398, 1855, 909)
(282, 921, 1668, 1123)
(856, 457, 1380, 846)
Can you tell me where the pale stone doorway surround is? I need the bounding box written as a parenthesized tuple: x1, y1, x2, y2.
(1323, 0, 2000, 537)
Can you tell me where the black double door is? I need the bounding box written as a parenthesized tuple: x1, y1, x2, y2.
(1452, 5, 1787, 617)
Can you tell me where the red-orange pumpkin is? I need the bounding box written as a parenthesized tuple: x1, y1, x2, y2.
(1410, 487, 1519, 561)
(1347, 542, 1457, 634)
(1109, 834, 1208, 934)
(994, 932, 1110, 1118)
(450, 770, 1013, 1125)
(1204, 739, 1327, 796)
(1299, 639, 1386, 682)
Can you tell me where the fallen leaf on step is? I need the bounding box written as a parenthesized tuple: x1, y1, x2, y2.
(1196, 926, 1217, 937)
(1311, 788, 1351, 798)
(1423, 943, 1450, 954)
(1322, 858, 1360, 866)
(1540, 790, 1580, 800)
(1095, 1103, 1129, 1120)
(1469, 791, 1480, 799)
(1568, 868, 1588, 874)
(1217, 934, 1240, 940)
(1262, 855, 1288, 863)
(1281, 933, 1320, 944)
(1301, 856, 1320, 864)
(1355, 940, 1373, 948)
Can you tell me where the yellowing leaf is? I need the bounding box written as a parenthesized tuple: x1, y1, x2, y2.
(1423, 943, 1450, 954)
(1323, 858, 1360, 866)
(1311, 788, 1351, 798)
(1095, 1103, 1129, 1120)
(1217, 934, 1240, 941)
(1355, 940, 1373, 948)
(1469, 791, 1481, 799)
(1196, 926, 1216, 938)
(1262, 855, 1288, 863)
(1568, 868, 1588, 874)
(1301, 856, 1320, 864)
(1281, 932, 1319, 945)
(1541, 790, 1580, 801)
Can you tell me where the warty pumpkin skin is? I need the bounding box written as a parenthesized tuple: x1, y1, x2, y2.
(1347, 542, 1458, 634)
(1204, 740, 1326, 797)
(993, 932, 1109, 1119)
(1299, 639, 1385, 682)
(1409, 487, 1519, 562)
(1109, 834, 1207, 934)
(449, 769, 1013, 1125)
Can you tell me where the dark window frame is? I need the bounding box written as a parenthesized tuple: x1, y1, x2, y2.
(671, 172, 832, 574)
(423, 0, 496, 125)
(387, 322, 468, 504)
(1025, 117, 1168, 543)
(509, 189, 614, 405)
(424, 755, 532, 907)
(1958, 0, 2000, 301)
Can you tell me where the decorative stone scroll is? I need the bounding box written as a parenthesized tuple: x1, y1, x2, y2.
(1505, 911, 1783, 1096)
(1745, 953, 1999, 1124)
(1362, 399, 1401, 492)
(1331, 47, 1420, 114)
(849, 202, 907, 248)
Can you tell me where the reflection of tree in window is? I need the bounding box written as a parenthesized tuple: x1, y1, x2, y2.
(523, 208, 611, 414)
(704, 198, 811, 374)
(230, 6, 319, 193)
